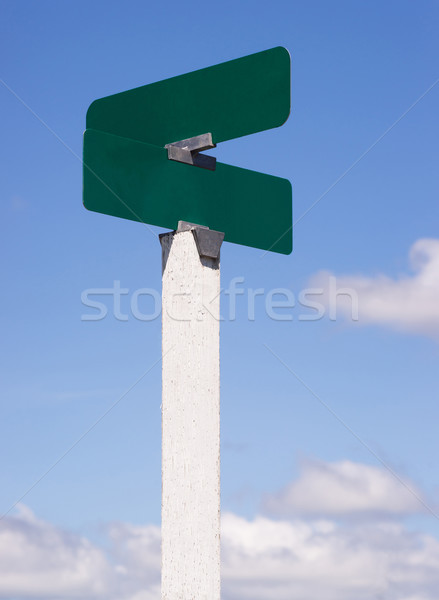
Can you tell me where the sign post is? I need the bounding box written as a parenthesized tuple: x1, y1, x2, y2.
(83, 47, 291, 599)
(160, 223, 222, 599)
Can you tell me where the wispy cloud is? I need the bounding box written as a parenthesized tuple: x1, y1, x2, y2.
(309, 238, 439, 338)
(9, 195, 30, 212)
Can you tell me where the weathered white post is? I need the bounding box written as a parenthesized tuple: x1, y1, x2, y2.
(160, 222, 223, 600)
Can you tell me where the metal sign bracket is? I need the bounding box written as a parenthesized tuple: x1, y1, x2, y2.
(165, 133, 216, 171)
(177, 220, 224, 259)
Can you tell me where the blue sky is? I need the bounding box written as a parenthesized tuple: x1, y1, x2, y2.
(1, 1, 439, 598)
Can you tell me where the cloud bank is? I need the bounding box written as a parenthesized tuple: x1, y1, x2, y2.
(221, 513, 439, 600)
(309, 238, 439, 337)
(1, 460, 438, 600)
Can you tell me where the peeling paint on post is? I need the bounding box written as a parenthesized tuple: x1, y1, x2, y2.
(160, 229, 221, 600)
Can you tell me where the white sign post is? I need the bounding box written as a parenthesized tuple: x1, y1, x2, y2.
(160, 222, 223, 600)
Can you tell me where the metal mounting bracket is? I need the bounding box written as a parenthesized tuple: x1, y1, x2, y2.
(177, 220, 224, 259)
(165, 133, 216, 171)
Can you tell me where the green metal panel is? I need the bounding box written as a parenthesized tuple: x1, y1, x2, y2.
(86, 47, 290, 146)
(83, 129, 292, 255)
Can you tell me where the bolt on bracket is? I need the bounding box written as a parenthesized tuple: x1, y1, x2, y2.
(165, 133, 216, 171)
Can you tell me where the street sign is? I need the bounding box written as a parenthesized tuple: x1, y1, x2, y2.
(84, 129, 292, 254)
(86, 46, 290, 146)
(83, 47, 292, 254)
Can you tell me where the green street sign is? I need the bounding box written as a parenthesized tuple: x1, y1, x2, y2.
(84, 129, 292, 253)
(83, 47, 292, 254)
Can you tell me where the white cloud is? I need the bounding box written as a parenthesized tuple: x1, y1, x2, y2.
(0, 504, 160, 600)
(308, 238, 439, 337)
(263, 459, 425, 518)
(107, 520, 161, 598)
(2, 492, 439, 600)
(0, 504, 112, 598)
(221, 513, 439, 600)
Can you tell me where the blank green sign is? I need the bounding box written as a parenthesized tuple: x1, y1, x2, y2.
(83, 47, 292, 254)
